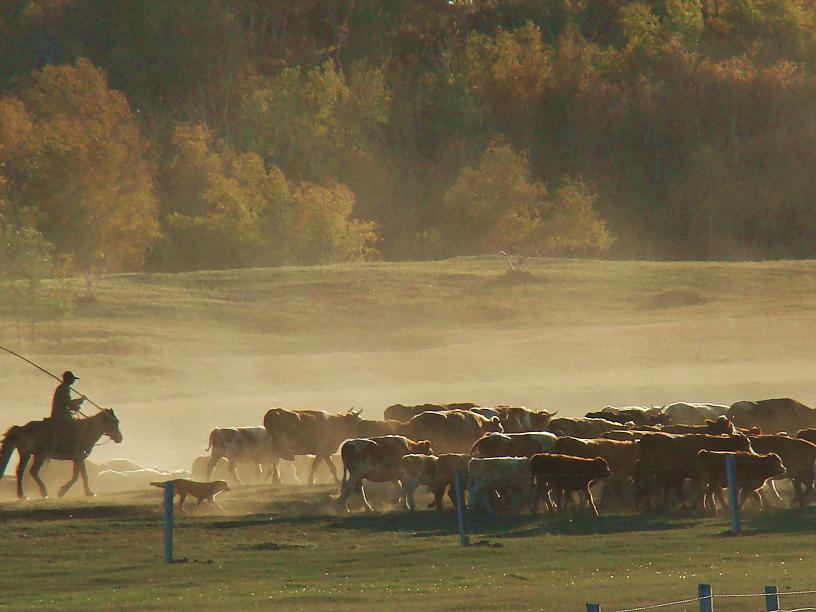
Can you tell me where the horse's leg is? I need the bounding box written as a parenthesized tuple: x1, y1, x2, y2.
(58, 461, 81, 498)
(16, 453, 31, 500)
(29, 454, 49, 499)
(79, 461, 94, 497)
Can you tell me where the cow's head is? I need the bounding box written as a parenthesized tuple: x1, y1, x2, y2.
(531, 410, 554, 429)
(706, 415, 736, 435)
(764, 452, 787, 478)
(482, 416, 503, 433)
(593, 457, 612, 479)
(413, 440, 434, 455)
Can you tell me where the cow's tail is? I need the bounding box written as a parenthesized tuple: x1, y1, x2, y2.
(0, 426, 20, 479)
(333, 441, 353, 500)
(205, 430, 217, 453)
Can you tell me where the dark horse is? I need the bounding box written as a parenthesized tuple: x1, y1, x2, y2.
(0, 409, 123, 499)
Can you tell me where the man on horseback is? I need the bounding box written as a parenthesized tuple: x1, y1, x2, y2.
(49, 371, 85, 455)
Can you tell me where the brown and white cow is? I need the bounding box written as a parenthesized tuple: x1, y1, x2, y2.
(205, 427, 278, 485)
(529, 453, 611, 516)
(400, 453, 470, 512)
(470, 432, 557, 458)
(336, 436, 433, 512)
(467, 457, 532, 515)
(399, 410, 503, 454)
(263, 408, 365, 485)
(697, 450, 786, 512)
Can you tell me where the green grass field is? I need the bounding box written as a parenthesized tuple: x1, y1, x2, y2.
(2, 487, 815, 611)
(2, 257, 816, 609)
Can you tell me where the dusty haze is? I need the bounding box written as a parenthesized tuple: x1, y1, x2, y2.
(1, 257, 814, 471)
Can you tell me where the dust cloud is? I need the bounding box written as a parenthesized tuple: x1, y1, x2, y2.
(1, 259, 815, 473)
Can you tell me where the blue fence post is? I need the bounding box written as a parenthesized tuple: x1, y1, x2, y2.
(454, 470, 469, 547)
(725, 455, 741, 535)
(765, 586, 779, 611)
(698, 584, 713, 612)
(586, 603, 601, 612)
(163, 482, 174, 564)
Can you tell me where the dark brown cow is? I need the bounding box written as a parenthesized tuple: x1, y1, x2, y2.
(399, 410, 503, 454)
(548, 417, 624, 438)
(336, 435, 433, 512)
(749, 435, 816, 507)
(470, 432, 557, 458)
(637, 433, 753, 510)
(797, 428, 816, 445)
(728, 398, 816, 434)
(661, 415, 736, 435)
(263, 408, 365, 485)
(399, 453, 470, 512)
(587, 407, 670, 427)
(529, 454, 611, 516)
(383, 403, 478, 422)
(697, 450, 786, 512)
(552, 437, 638, 508)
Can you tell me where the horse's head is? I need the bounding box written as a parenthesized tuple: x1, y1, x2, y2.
(100, 408, 123, 443)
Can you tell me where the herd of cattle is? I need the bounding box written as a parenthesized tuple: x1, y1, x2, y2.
(200, 398, 816, 516)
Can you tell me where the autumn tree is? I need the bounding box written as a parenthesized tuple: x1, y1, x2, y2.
(0, 59, 159, 284)
(440, 141, 612, 256)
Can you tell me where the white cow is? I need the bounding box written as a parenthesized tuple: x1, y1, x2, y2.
(467, 457, 532, 515)
(663, 402, 729, 425)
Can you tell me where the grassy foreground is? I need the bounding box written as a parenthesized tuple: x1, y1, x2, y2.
(1, 486, 815, 611)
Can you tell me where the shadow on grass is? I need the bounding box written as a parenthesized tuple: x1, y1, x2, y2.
(735, 506, 816, 536)
(0, 503, 156, 522)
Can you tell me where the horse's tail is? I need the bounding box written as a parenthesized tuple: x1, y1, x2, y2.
(0, 426, 21, 479)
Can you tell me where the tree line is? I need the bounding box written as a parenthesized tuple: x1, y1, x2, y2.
(2, 0, 816, 287)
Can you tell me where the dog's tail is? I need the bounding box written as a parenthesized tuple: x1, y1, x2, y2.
(150, 480, 171, 488)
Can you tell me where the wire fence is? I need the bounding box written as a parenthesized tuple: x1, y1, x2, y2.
(589, 586, 816, 612)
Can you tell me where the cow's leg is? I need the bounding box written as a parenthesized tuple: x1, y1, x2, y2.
(359, 481, 374, 513)
(58, 461, 81, 498)
(481, 488, 496, 516)
(336, 473, 358, 511)
(79, 461, 94, 497)
(766, 480, 786, 507)
(322, 455, 340, 485)
(29, 454, 48, 499)
(226, 460, 243, 486)
(392, 480, 403, 508)
(268, 458, 281, 485)
(205, 454, 222, 480)
(584, 485, 600, 517)
(16, 453, 31, 500)
(252, 462, 263, 484)
(403, 478, 419, 511)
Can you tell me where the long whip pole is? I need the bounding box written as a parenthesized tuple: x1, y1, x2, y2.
(0, 344, 104, 412)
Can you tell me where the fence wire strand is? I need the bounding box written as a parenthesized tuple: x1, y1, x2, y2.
(609, 588, 816, 612)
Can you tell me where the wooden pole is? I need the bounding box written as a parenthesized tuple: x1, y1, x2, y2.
(765, 585, 779, 611)
(454, 470, 469, 547)
(725, 454, 741, 535)
(163, 482, 174, 563)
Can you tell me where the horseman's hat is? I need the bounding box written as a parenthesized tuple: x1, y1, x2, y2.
(62, 371, 79, 383)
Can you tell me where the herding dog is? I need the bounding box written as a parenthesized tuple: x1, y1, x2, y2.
(150, 478, 230, 513)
